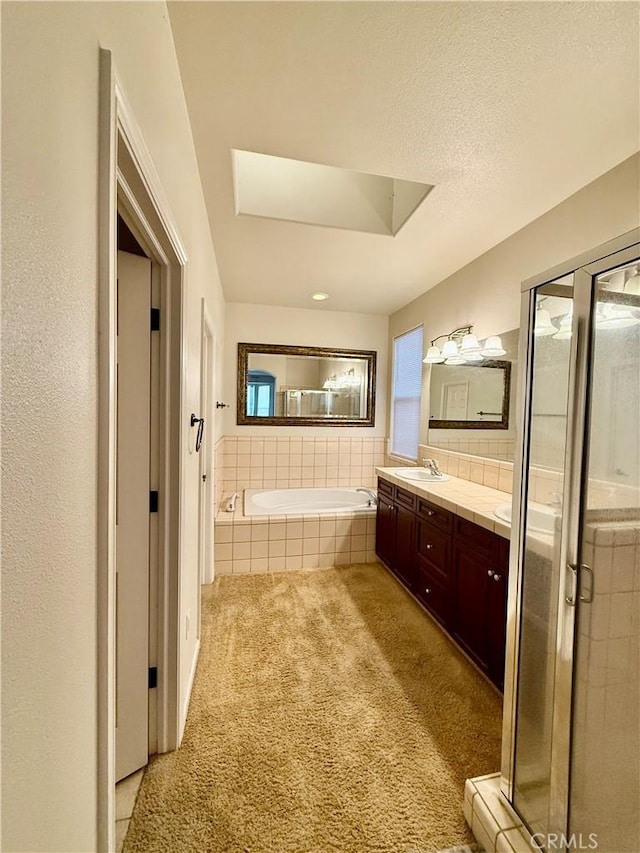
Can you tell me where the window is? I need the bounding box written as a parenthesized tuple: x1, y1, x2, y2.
(247, 370, 275, 417)
(391, 326, 424, 460)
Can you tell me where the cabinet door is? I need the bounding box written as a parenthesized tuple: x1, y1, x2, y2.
(415, 560, 449, 626)
(487, 540, 509, 689)
(375, 494, 396, 569)
(451, 542, 492, 672)
(395, 504, 417, 590)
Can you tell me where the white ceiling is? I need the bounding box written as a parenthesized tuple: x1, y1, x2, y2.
(168, 1, 639, 316)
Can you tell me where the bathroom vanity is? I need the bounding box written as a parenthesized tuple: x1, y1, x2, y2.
(375, 469, 510, 690)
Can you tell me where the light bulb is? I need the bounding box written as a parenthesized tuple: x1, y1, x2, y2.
(596, 303, 640, 330)
(535, 308, 558, 337)
(460, 333, 481, 355)
(482, 335, 506, 357)
(441, 339, 459, 358)
(624, 269, 640, 296)
(423, 345, 444, 364)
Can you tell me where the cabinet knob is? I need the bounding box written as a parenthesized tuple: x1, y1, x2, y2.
(425, 543, 434, 550)
(493, 573, 502, 582)
(424, 587, 431, 595)
(487, 569, 494, 578)
(427, 510, 435, 516)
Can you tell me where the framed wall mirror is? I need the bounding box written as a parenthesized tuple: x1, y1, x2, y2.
(237, 342, 377, 426)
(428, 360, 511, 429)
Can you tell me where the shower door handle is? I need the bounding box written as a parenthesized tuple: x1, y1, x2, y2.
(565, 563, 578, 606)
(579, 564, 594, 604)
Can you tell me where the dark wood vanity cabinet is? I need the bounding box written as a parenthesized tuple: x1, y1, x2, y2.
(376, 477, 509, 690)
(451, 517, 510, 688)
(375, 479, 417, 589)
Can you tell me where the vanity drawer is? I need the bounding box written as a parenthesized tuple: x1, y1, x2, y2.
(415, 562, 448, 626)
(378, 477, 394, 498)
(454, 515, 501, 560)
(417, 519, 451, 575)
(417, 498, 453, 533)
(394, 485, 417, 511)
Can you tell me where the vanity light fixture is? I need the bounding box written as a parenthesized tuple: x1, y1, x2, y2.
(322, 367, 360, 390)
(312, 292, 329, 301)
(423, 325, 506, 364)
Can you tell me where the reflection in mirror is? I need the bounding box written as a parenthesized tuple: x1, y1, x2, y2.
(237, 343, 376, 426)
(428, 361, 510, 428)
(427, 328, 519, 461)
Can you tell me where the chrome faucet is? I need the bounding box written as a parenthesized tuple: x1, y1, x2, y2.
(356, 488, 378, 507)
(422, 458, 443, 478)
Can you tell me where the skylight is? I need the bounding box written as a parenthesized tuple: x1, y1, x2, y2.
(232, 150, 434, 236)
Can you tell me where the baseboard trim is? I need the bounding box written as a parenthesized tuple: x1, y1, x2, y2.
(180, 638, 201, 743)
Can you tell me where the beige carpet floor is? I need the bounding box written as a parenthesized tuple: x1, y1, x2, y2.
(124, 563, 502, 853)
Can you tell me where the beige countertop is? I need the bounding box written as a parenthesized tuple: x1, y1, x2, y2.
(376, 466, 512, 540)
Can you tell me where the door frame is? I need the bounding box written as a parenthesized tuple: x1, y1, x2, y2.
(98, 49, 187, 853)
(199, 300, 215, 586)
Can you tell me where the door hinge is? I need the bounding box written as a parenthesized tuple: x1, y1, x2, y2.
(148, 667, 158, 689)
(150, 307, 160, 331)
(149, 490, 159, 513)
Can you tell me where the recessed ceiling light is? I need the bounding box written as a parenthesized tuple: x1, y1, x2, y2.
(312, 292, 329, 301)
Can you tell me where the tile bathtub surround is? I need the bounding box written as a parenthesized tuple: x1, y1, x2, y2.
(214, 435, 225, 506)
(222, 435, 386, 493)
(214, 510, 378, 575)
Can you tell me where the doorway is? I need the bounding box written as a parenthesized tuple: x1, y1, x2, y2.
(98, 48, 188, 853)
(115, 246, 154, 782)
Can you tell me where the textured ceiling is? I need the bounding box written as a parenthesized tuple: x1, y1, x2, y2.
(168, 1, 639, 315)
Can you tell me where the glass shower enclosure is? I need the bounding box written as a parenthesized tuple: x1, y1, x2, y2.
(501, 230, 640, 852)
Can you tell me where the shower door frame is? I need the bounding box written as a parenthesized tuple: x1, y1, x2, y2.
(500, 227, 640, 843)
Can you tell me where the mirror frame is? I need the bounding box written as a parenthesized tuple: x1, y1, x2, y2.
(428, 359, 511, 430)
(237, 342, 377, 427)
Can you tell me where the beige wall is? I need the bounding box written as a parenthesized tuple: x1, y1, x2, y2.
(224, 302, 389, 436)
(388, 154, 640, 443)
(1, 3, 225, 851)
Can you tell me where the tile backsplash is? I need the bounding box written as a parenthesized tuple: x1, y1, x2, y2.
(219, 435, 386, 496)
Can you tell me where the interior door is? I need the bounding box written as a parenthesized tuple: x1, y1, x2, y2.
(116, 250, 151, 782)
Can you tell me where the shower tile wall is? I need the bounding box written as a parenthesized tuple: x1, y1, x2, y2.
(221, 435, 386, 496)
(571, 519, 640, 850)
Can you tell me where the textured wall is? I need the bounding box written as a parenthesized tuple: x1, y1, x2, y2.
(1, 3, 224, 850)
(388, 154, 640, 444)
(223, 302, 389, 436)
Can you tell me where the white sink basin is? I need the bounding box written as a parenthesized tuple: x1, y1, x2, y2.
(494, 503, 558, 534)
(393, 468, 450, 483)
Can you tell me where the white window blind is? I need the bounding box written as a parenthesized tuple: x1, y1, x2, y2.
(391, 326, 424, 460)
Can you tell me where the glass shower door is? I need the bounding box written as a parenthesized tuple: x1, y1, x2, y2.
(569, 258, 640, 852)
(511, 276, 576, 838)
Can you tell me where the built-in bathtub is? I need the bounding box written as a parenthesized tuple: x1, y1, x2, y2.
(215, 486, 377, 576)
(244, 486, 375, 517)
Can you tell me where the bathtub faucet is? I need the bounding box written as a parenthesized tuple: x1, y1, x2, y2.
(356, 488, 378, 507)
